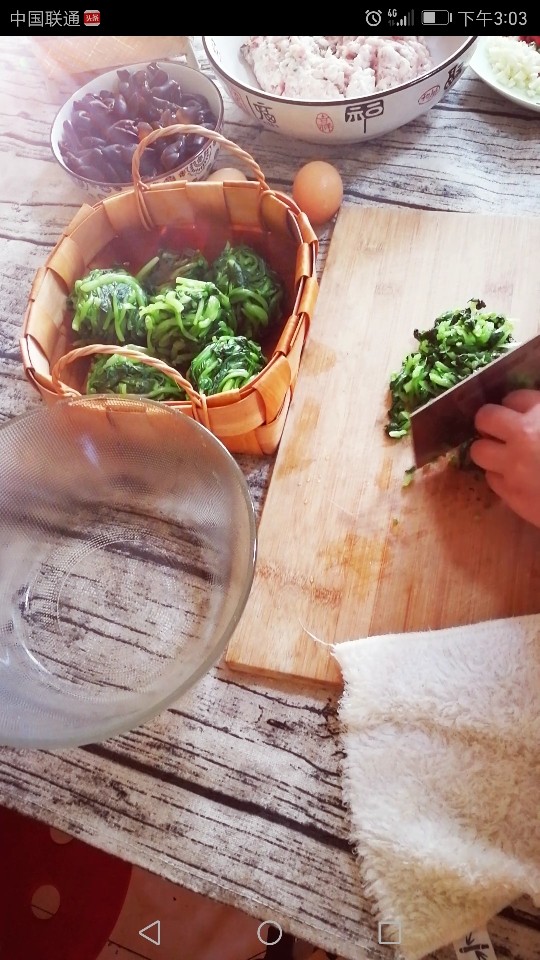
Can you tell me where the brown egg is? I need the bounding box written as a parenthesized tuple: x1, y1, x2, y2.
(206, 166, 247, 181)
(292, 160, 343, 226)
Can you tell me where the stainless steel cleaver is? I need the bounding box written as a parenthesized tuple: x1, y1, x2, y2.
(410, 333, 540, 468)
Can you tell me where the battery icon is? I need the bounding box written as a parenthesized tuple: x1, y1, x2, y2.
(421, 9, 452, 23)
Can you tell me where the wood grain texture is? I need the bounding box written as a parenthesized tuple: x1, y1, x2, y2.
(0, 34, 539, 960)
(226, 206, 540, 683)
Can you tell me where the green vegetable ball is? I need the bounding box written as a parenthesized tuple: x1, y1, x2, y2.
(136, 248, 209, 294)
(140, 276, 235, 367)
(188, 335, 267, 395)
(210, 242, 284, 340)
(70, 268, 148, 345)
(86, 349, 185, 401)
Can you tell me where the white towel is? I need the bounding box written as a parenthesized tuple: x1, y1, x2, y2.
(333, 615, 540, 960)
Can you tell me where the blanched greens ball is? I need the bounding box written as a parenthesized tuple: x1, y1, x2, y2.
(70, 268, 147, 345)
(86, 349, 185, 401)
(188, 335, 266, 395)
(210, 243, 283, 340)
(140, 277, 235, 367)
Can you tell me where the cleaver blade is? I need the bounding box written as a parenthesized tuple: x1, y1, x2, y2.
(410, 333, 540, 468)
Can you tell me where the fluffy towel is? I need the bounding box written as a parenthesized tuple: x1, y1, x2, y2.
(333, 615, 540, 960)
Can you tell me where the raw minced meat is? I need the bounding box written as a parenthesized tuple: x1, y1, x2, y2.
(240, 36, 434, 100)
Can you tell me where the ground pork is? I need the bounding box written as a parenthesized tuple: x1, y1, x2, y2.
(240, 36, 434, 100)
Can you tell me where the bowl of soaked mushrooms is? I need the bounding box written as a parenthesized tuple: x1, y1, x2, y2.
(51, 59, 224, 199)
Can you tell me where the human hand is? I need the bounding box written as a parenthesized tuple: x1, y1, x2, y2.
(469, 389, 540, 529)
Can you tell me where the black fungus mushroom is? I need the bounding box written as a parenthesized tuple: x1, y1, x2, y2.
(58, 62, 218, 185)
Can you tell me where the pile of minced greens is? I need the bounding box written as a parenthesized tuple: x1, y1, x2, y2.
(68, 243, 284, 399)
(385, 298, 514, 442)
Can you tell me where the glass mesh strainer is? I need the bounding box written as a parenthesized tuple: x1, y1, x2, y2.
(0, 396, 256, 748)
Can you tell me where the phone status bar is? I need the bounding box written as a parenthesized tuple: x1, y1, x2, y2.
(363, 9, 531, 32)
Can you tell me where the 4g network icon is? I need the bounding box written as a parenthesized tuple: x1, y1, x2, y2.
(83, 9, 100, 25)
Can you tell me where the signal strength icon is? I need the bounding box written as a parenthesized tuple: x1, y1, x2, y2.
(388, 9, 414, 25)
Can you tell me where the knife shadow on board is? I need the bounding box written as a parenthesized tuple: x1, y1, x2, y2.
(384, 444, 540, 631)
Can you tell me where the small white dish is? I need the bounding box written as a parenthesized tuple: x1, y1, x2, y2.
(470, 36, 540, 112)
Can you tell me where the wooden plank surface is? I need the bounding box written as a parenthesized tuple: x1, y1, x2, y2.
(226, 205, 540, 684)
(2, 36, 540, 960)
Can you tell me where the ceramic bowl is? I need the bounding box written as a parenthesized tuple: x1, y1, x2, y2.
(470, 36, 540, 113)
(51, 59, 224, 200)
(202, 36, 477, 144)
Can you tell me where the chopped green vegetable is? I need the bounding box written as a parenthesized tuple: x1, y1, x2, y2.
(136, 248, 209, 294)
(70, 268, 148, 345)
(86, 349, 185, 400)
(386, 298, 514, 439)
(187, 335, 266, 395)
(402, 466, 416, 487)
(140, 277, 235, 367)
(210, 242, 284, 340)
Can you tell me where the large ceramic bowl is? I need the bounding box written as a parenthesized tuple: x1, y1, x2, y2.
(51, 59, 224, 200)
(0, 396, 256, 748)
(202, 36, 477, 143)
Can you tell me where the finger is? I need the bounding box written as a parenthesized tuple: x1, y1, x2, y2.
(484, 469, 540, 527)
(474, 403, 521, 441)
(485, 470, 506, 499)
(486, 470, 506, 499)
(469, 437, 508, 473)
(501, 389, 540, 414)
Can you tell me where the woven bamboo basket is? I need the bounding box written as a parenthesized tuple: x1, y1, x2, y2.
(21, 124, 319, 455)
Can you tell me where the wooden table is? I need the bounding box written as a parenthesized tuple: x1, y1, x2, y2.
(0, 35, 539, 960)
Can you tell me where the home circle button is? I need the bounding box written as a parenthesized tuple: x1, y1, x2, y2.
(257, 920, 283, 946)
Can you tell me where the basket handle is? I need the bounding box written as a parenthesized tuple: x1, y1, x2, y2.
(131, 123, 270, 191)
(51, 343, 201, 405)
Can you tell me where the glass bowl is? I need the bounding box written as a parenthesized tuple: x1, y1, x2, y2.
(0, 396, 256, 748)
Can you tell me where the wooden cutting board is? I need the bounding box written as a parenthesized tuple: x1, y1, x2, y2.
(226, 206, 540, 685)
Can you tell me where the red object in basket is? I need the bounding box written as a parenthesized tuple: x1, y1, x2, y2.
(0, 805, 132, 960)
